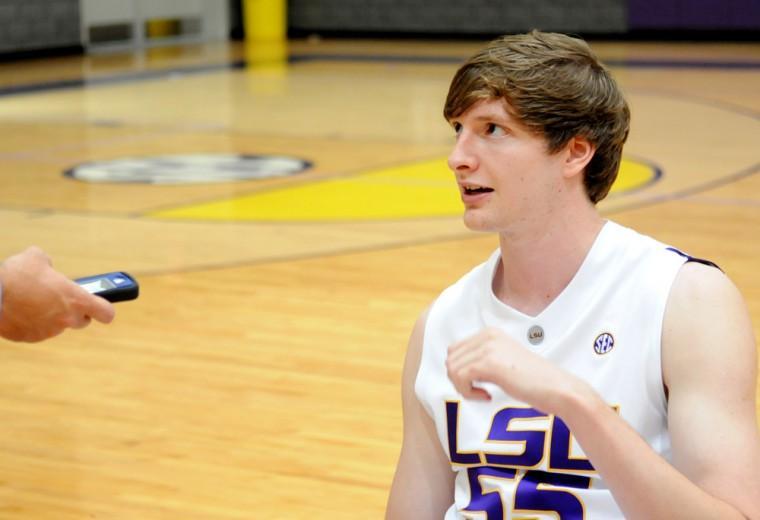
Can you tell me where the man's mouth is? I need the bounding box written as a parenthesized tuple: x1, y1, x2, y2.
(463, 184, 494, 195)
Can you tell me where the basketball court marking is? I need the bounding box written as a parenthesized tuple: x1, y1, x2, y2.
(147, 157, 659, 222)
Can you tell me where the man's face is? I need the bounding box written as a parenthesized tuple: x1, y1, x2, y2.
(446, 98, 565, 233)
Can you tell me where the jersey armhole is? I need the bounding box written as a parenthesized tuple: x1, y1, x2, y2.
(665, 247, 722, 272)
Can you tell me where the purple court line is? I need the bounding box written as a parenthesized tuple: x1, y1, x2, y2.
(606, 162, 760, 215)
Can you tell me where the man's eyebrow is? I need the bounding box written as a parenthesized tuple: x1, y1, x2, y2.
(471, 113, 511, 123)
(447, 110, 515, 126)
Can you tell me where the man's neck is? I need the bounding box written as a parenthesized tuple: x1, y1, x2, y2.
(494, 208, 605, 317)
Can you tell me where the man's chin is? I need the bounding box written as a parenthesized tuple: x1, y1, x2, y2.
(462, 212, 496, 233)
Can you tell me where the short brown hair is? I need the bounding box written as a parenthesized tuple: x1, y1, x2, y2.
(444, 30, 630, 204)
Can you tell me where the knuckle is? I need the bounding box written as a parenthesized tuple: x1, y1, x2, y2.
(26, 246, 47, 261)
(59, 312, 78, 329)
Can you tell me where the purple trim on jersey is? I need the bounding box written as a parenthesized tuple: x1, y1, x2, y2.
(665, 247, 721, 271)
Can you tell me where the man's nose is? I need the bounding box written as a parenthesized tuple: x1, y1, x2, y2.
(447, 132, 478, 173)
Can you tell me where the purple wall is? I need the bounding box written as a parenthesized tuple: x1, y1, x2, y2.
(629, 0, 760, 30)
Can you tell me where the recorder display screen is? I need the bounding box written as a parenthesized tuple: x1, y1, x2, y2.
(79, 278, 115, 294)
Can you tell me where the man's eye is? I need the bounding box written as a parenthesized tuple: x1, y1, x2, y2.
(452, 122, 462, 135)
(486, 123, 504, 136)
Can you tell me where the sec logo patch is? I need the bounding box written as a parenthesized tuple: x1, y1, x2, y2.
(594, 333, 615, 355)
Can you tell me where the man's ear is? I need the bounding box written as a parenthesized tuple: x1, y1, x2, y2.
(562, 137, 595, 179)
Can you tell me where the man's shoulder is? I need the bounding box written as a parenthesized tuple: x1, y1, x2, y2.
(663, 260, 750, 363)
(605, 220, 722, 273)
(669, 260, 736, 308)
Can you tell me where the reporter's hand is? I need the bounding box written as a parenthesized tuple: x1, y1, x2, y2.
(0, 246, 115, 342)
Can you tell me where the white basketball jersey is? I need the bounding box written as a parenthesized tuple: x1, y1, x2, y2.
(415, 221, 688, 520)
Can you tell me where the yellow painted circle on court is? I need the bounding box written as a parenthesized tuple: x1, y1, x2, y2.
(150, 157, 658, 222)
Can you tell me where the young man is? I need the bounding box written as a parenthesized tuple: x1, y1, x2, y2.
(0, 246, 115, 342)
(386, 31, 759, 519)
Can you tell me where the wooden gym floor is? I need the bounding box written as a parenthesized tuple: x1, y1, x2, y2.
(0, 37, 758, 518)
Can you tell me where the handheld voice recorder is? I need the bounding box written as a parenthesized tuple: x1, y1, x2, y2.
(75, 272, 139, 303)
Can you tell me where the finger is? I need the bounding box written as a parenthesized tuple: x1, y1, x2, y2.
(446, 347, 485, 379)
(450, 368, 492, 401)
(85, 294, 116, 324)
(464, 384, 492, 401)
(25, 245, 52, 266)
(448, 333, 487, 364)
(447, 333, 496, 371)
(69, 314, 92, 330)
(69, 280, 116, 324)
(447, 359, 486, 397)
(448, 327, 501, 359)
